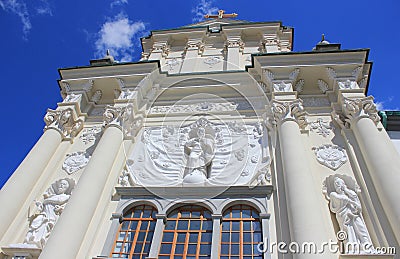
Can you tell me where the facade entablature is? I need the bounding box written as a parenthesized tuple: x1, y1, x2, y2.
(249, 49, 371, 96)
(58, 62, 160, 108)
(140, 21, 293, 73)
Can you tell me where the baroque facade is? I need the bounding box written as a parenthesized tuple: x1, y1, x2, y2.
(1, 12, 399, 259)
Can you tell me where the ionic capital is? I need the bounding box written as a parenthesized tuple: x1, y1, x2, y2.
(266, 99, 307, 129)
(44, 108, 83, 141)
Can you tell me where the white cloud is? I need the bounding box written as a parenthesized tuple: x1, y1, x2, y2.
(36, 0, 52, 16)
(95, 14, 146, 62)
(110, 0, 128, 8)
(376, 101, 384, 111)
(0, 0, 31, 39)
(191, 0, 219, 23)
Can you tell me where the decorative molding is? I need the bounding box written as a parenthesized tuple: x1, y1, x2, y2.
(117, 89, 136, 100)
(150, 102, 237, 114)
(166, 58, 180, 71)
(309, 118, 334, 137)
(263, 68, 300, 93)
(62, 93, 81, 103)
(116, 78, 125, 89)
(203, 56, 221, 67)
(341, 96, 380, 126)
(358, 77, 368, 89)
(317, 79, 329, 93)
(82, 79, 94, 92)
(44, 108, 83, 141)
(62, 151, 90, 174)
(79, 126, 102, 144)
(90, 89, 102, 103)
(352, 66, 363, 79)
(266, 99, 307, 129)
(337, 80, 358, 90)
(294, 79, 305, 93)
(326, 67, 337, 80)
(24, 178, 76, 248)
(312, 144, 347, 170)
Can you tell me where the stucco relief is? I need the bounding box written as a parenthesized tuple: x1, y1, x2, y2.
(313, 144, 347, 170)
(309, 118, 334, 137)
(24, 178, 75, 248)
(323, 175, 376, 254)
(79, 126, 102, 145)
(123, 118, 270, 187)
(150, 102, 237, 114)
(62, 151, 91, 174)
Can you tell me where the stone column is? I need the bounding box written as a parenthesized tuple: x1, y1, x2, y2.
(226, 38, 243, 70)
(39, 106, 126, 259)
(340, 96, 400, 243)
(210, 214, 222, 259)
(147, 214, 166, 259)
(268, 99, 333, 259)
(0, 108, 82, 238)
(181, 40, 202, 73)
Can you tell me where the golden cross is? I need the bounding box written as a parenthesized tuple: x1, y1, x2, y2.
(204, 10, 238, 19)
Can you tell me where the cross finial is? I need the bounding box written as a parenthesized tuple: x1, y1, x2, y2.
(204, 9, 238, 19)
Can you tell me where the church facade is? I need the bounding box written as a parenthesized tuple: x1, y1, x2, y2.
(1, 13, 399, 259)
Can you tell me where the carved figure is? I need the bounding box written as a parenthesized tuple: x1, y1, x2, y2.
(183, 127, 215, 184)
(24, 178, 75, 248)
(327, 176, 373, 253)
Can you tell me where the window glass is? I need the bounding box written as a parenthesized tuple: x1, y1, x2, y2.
(220, 205, 263, 258)
(110, 205, 157, 259)
(159, 205, 212, 258)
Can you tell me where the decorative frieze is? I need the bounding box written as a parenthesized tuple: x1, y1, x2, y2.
(44, 108, 83, 141)
(294, 79, 305, 93)
(149, 102, 237, 114)
(312, 144, 347, 170)
(166, 58, 181, 71)
(302, 97, 330, 107)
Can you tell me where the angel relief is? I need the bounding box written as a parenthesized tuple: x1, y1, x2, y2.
(123, 118, 271, 187)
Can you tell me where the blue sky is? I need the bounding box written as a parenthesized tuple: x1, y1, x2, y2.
(0, 0, 399, 187)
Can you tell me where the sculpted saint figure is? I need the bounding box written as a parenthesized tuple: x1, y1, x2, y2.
(183, 127, 215, 184)
(24, 178, 75, 248)
(329, 177, 373, 252)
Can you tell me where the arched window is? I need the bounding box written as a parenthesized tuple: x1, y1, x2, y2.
(110, 205, 157, 258)
(220, 205, 263, 259)
(159, 205, 213, 258)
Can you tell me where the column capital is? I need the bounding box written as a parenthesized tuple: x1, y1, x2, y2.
(185, 40, 204, 54)
(225, 38, 244, 52)
(151, 41, 169, 57)
(44, 107, 83, 142)
(103, 104, 143, 138)
(338, 96, 380, 127)
(266, 99, 307, 129)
